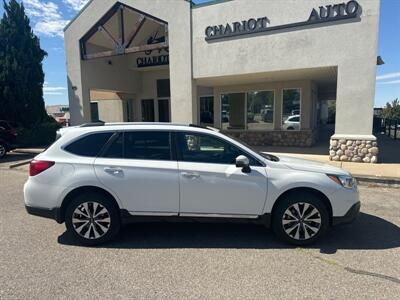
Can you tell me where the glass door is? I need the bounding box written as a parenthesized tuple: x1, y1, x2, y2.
(141, 99, 155, 122)
(158, 99, 170, 122)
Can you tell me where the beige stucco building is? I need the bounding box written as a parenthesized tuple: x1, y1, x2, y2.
(64, 0, 381, 163)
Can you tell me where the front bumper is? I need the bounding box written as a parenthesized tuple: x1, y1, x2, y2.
(25, 205, 62, 223)
(332, 202, 360, 226)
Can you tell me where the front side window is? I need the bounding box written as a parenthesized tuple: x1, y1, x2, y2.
(177, 132, 260, 165)
(124, 131, 171, 161)
(282, 88, 301, 130)
(247, 91, 274, 130)
(64, 132, 113, 157)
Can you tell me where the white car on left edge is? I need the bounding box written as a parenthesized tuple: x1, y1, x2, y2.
(24, 123, 360, 246)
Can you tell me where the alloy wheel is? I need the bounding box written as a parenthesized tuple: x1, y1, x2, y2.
(72, 201, 111, 240)
(282, 202, 322, 241)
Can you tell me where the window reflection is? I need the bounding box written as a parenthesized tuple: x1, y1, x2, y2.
(282, 89, 301, 130)
(247, 91, 274, 130)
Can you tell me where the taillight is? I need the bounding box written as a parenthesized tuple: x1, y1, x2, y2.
(29, 160, 55, 176)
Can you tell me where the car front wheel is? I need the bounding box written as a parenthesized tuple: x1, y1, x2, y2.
(272, 193, 329, 245)
(65, 193, 121, 246)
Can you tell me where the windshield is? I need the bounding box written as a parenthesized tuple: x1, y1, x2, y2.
(227, 135, 280, 162)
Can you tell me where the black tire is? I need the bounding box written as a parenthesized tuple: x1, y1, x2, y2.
(272, 192, 329, 246)
(0, 143, 7, 159)
(65, 192, 121, 246)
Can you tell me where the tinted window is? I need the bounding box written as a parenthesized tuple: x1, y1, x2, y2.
(65, 132, 113, 157)
(124, 131, 171, 160)
(290, 117, 300, 122)
(177, 132, 260, 166)
(102, 133, 123, 158)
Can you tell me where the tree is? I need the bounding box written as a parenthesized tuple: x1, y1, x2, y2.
(0, 0, 48, 127)
(380, 99, 400, 120)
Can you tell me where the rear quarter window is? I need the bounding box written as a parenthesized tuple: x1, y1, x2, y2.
(64, 132, 113, 157)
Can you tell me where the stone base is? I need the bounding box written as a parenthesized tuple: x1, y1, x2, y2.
(329, 138, 379, 163)
(224, 130, 318, 147)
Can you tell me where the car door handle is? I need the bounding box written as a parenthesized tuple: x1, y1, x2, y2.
(181, 172, 200, 179)
(104, 167, 123, 175)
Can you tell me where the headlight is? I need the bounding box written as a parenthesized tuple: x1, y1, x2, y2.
(327, 174, 357, 189)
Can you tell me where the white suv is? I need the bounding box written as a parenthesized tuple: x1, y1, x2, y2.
(24, 123, 360, 246)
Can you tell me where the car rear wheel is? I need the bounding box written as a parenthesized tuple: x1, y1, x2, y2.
(0, 143, 7, 159)
(65, 193, 121, 246)
(272, 193, 329, 245)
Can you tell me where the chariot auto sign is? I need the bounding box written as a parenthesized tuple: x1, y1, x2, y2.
(205, 0, 360, 41)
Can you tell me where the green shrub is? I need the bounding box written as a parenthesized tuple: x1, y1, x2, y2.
(17, 121, 61, 147)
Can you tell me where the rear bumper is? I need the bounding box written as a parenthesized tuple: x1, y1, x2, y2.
(25, 205, 62, 223)
(332, 202, 360, 226)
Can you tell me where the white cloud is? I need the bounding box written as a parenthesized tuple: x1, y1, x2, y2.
(44, 92, 64, 95)
(376, 72, 400, 81)
(63, 0, 89, 11)
(43, 84, 67, 95)
(378, 80, 400, 85)
(23, 0, 69, 37)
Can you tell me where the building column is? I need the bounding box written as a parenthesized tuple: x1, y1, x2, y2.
(330, 61, 378, 163)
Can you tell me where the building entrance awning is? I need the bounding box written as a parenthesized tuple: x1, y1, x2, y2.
(80, 2, 168, 60)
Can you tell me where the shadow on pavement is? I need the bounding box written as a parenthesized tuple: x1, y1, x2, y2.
(0, 152, 34, 164)
(58, 212, 400, 253)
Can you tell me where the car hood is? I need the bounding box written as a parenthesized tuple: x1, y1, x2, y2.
(276, 155, 349, 175)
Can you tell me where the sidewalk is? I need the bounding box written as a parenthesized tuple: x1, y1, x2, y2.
(263, 151, 400, 179)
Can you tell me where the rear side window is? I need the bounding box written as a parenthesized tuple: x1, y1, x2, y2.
(103, 133, 123, 158)
(64, 132, 113, 157)
(124, 131, 171, 160)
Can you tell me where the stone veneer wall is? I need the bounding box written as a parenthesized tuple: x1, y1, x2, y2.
(329, 138, 379, 163)
(223, 130, 318, 147)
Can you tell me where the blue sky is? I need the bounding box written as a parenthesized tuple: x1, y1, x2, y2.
(0, 0, 399, 107)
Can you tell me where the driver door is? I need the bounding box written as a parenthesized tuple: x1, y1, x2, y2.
(176, 132, 268, 216)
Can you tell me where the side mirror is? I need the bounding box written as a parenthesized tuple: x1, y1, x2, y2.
(236, 155, 251, 173)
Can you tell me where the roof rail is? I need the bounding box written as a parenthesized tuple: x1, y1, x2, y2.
(79, 121, 105, 127)
(189, 124, 220, 132)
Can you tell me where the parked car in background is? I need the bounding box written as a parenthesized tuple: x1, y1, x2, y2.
(24, 123, 359, 246)
(283, 115, 300, 130)
(0, 120, 17, 159)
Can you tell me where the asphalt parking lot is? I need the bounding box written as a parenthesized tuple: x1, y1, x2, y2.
(0, 165, 399, 299)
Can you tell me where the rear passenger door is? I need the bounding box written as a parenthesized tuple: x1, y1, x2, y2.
(94, 130, 179, 215)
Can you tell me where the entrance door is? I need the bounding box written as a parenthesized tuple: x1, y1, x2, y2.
(158, 99, 170, 122)
(176, 131, 267, 216)
(141, 99, 155, 122)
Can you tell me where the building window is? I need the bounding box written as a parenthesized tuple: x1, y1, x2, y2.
(90, 102, 99, 122)
(157, 79, 170, 98)
(247, 91, 274, 130)
(282, 88, 301, 130)
(221, 93, 245, 130)
(200, 96, 214, 126)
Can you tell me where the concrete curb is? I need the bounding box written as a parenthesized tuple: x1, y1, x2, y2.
(13, 149, 44, 155)
(9, 159, 32, 169)
(354, 175, 400, 188)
